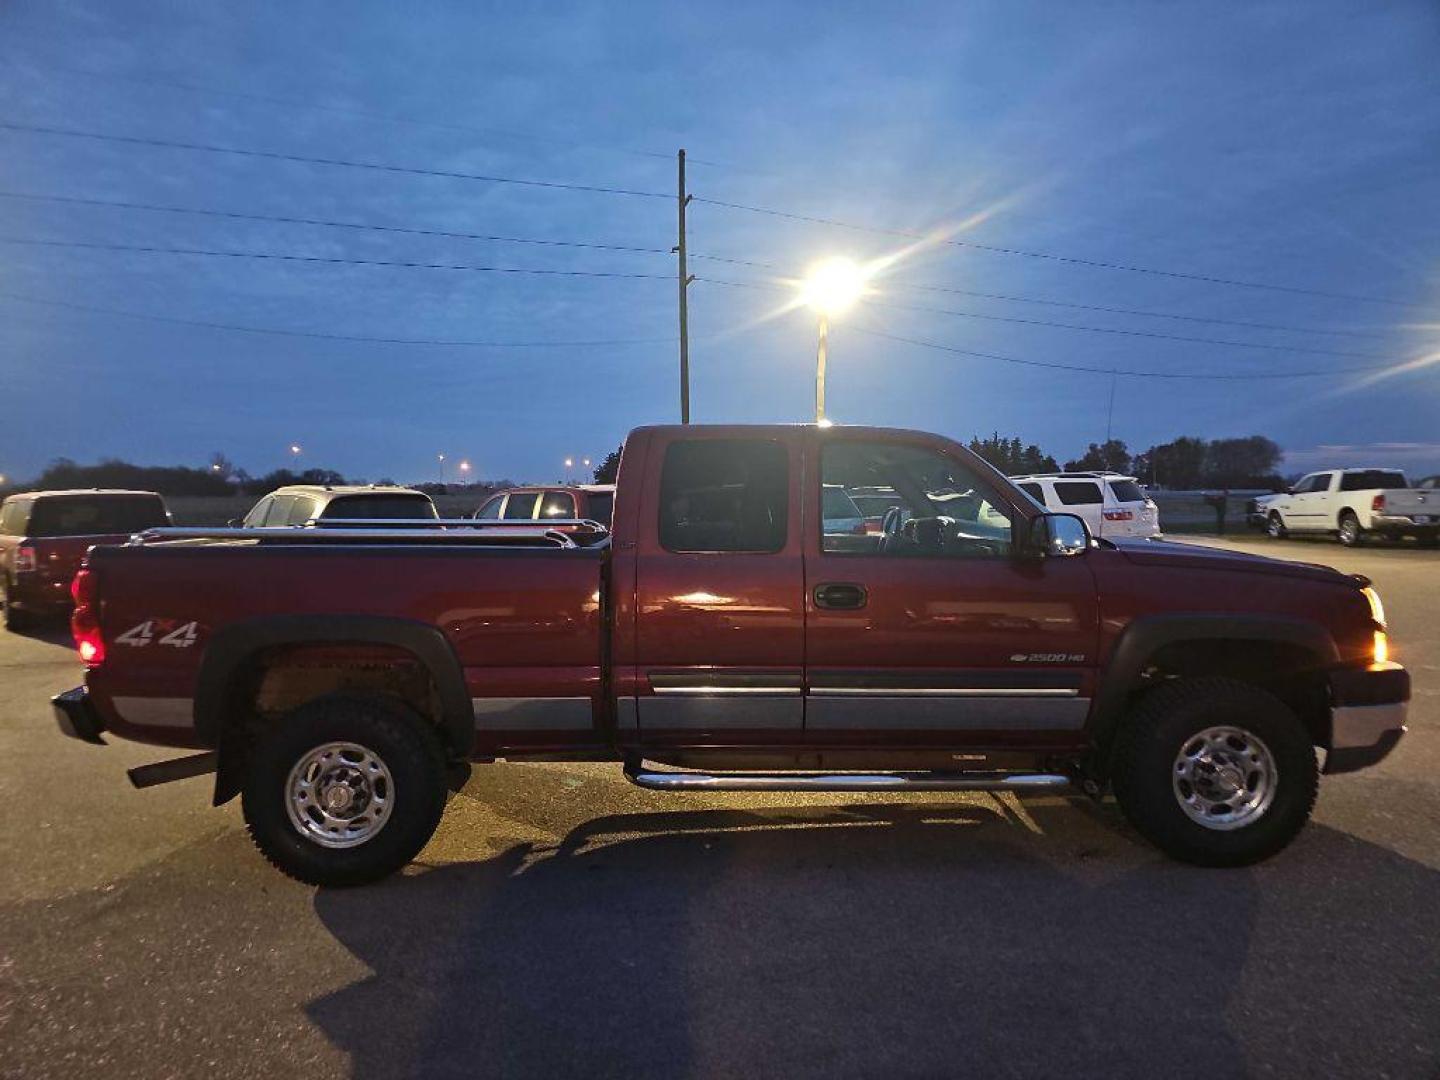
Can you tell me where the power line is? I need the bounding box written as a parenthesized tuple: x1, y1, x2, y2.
(20, 58, 717, 166)
(0, 235, 674, 280)
(0, 288, 674, 348)
(0, 121, 673, 199)
(696, 275, 1397, 364)
(0, 190, 671, 257)
(888, 281, 1390, 342)
(848, 324, 1391, 380)
(691, 197, 1422, 309)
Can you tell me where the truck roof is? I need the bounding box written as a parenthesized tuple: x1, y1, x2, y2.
(267, 484, 428, 497)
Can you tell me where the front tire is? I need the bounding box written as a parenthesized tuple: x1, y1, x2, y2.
(1111, 678, 1318, 867)
(1266, 512, 1288, 540)
(242, 695, 449, 886)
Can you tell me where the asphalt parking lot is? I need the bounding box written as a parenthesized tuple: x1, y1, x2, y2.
(2, 535, 1437, 1079)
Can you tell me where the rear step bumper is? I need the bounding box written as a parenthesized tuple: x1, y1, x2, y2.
(624, 762, 1074, 793)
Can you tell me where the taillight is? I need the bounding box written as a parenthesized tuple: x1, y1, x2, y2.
(1102, 510, 1134, 522)
(15, 545, 36, 573)
(1372, 493, 1385, 513)
(70, 568, 105, 667)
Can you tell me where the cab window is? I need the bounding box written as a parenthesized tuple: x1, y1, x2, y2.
(820, 441, 1012, 557)
(503, 493, 540, 520)
(658, 439, 788, 553)
(262, 495, 297, 526)
(475, 495, 503, 520)
(242, 497, 272, 528)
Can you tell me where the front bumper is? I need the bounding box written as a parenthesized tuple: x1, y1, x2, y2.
(52, 685, 106, 745)
(1325, 663, 1408, 774)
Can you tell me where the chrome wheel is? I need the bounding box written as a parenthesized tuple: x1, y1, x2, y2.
(285, 741, 394, 849)
(1338, 515, 1361, 546)
(1266, 513, 1286, 539)
(1172, 726, 1277, 831)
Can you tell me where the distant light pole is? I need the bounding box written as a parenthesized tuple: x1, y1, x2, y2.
(289, 444, 302, 460)
(799, 257, 869, 424)
(458, 460, 472, 482)
(564, 457, 574, 482)
(437, 453, 446, 486)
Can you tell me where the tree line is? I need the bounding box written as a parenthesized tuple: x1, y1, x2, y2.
(966, 432, 1284, 489)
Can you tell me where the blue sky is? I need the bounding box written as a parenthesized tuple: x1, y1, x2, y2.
(1, 0, 1438, 484)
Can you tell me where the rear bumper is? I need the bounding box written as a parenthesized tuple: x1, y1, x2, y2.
(1371, 514, 1438, 534)
(1325, 663, 1408, 774)
(8, 574, 72, 613)
(52, 685, 106, 745)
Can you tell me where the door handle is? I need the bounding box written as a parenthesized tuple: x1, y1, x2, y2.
(814, 582, 868, 610)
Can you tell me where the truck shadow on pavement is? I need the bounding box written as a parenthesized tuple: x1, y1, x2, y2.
(306, 801, 1440, 1080)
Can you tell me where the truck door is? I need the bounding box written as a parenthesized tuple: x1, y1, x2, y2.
(630, 430, 805, 740)
(1287, 472, 1333, 531)
(802, 431, 1100, 746)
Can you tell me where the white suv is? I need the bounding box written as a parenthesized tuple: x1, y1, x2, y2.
(1011, 472, 1161, 539)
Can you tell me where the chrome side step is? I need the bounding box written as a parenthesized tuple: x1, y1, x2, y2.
(623, 763, 1073, 793)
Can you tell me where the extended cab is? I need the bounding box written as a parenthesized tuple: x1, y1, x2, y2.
(1256, 469, 1438, 546)
(52, 425, 1408, 885)
(1, 489, 170, 630)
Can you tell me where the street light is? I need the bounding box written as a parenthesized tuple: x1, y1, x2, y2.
(289, 444, 302, 457)
(437, 453, 446, 486)
(800, 257, 869, 424)
(458, 460, 472, 479)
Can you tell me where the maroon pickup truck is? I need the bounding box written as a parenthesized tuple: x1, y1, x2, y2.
(52, 425, 1408, 885)
(2, 489, 170, 630)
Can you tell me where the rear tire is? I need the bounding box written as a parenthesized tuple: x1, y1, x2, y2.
(242, 694, 449, 887)
(1337, 511, 1365, 547)
(1111, 678, 1317, 867)
(1265, 512, 1288, 540)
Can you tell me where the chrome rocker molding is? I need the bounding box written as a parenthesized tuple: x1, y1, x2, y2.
(623, 762, 1074, 793)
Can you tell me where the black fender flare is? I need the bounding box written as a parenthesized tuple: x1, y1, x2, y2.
(1086, 614, 1338, 777)
(195, 613, 474, 758)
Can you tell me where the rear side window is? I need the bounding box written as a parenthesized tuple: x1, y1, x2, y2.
(659, 439, 788, 553)
(1017, 482, 1046, 505)
(26, 495, 167, 536)
(503, 493, 539, 520)
(1108, 480, 1145, 503)
(584, 492, 614, 527)
(1339, 471, 1407, 491)
(1053, 481, 1103, 506)
(322, 494, 437, 519)
(539, 492, 576, 518)
(0, 501, 29, 535)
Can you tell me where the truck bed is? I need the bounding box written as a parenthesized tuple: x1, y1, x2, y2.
(83, 530, 608, 750)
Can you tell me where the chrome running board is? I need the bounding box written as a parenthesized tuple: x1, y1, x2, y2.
(623, 763, 1073, 793)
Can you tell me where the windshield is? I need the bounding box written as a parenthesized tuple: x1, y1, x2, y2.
(321, 494, 437, 519)
(823, 486, 863, 520)
(26, 495, 168, 537)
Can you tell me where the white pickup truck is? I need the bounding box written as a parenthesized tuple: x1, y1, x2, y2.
(1255, 469, 1439, 546)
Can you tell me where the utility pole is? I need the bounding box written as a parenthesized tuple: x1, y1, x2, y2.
(815, 313, 829, 423)
(1103, 369, 1118, 468)
(675, 149, 693, 423)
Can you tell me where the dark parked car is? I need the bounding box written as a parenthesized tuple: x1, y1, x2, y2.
(0, 489, 170, 629)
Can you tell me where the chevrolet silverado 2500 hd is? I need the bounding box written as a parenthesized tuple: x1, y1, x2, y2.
(52, 425, 1408, 885)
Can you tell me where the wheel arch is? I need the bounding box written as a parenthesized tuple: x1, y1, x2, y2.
(196, 615, 474, 804)
(1087, 614, 1338, 780)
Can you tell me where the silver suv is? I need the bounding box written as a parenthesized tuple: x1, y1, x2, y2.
(1011, 472, 1160, 539)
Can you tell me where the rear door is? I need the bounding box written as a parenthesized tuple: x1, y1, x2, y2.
(803, 431, 1099, 747)
(630, 430, 804, 739)
(1050, 479, 1106, 536)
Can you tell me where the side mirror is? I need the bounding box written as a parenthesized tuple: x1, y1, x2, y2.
(226, 518, 241, 528)
(1028, 513, 1090, 557)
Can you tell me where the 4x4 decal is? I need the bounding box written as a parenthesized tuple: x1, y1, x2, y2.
(115, 620, 201, 648)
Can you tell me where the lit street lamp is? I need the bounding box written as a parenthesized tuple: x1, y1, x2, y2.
(458, 460, 472, 480)
(799, 257, 869, 424)
(437, 453, 446, 486)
